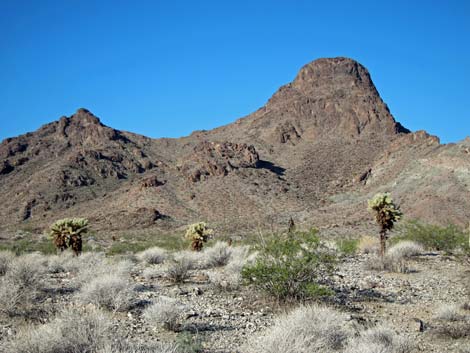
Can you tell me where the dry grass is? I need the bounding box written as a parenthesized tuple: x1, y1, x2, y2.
(97, 341, 181, 353)
(435, 304, 465, 322)
(201, 242, 232, 267)
(0, 250, 14, 276)
(76, 273, 135, 312)
(366, 241, 423, 273)
(137, 247, 168, 265)
(143, 296, 185, 331)
(0, 306, 111, 353)
(345, 325, 412, 353)
(244, 305, 352, 353)
(358, 235, 380, 255)
(164, 257, 192, 283)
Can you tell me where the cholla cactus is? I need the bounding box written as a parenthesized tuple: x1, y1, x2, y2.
(185, 222, 213, 251)
(49, 218, 88, 256)
(368, 193, 402, 257)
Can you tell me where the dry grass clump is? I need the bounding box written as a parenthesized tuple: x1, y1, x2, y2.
(208, 245, 256, 291)
(432, 304, 469, 339)
(201, 241, 232, 267)
(387, 241, 423, 259)
(74, 254, 134, 288)
(8, 253, 46, 288)
(0, 306, 111, 353)
(76, 273, 135, 312)
(98, 341, 181, 353)
(0, 250, 15, 276)
(0, 253, 46, 316)
(358, 235, 380, 254)
(345, 325, 412, 353)
(142, 266, 162, 280)
(137, 247, 168, 265)
(244, 305, 412, 353)
(435, 304, 465, 322)
(365, 241, 423, 273)
(0, 278, 24, 316)
(225, 245, 256, 272)
(244, 305, 352, 353)
(143, 296, 185, 331)
(164, 257, 193, 283)
(46, 252, 76, 273)
(209, 271, 242, 291)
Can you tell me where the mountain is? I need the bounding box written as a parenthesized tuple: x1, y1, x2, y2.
(1, 57, 469, 236)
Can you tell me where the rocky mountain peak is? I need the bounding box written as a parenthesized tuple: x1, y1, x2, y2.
(292, 57, 377, 97)
(71, 108, 102, 126)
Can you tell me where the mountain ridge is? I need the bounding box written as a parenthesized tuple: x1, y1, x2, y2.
(1, 57, 468, 237)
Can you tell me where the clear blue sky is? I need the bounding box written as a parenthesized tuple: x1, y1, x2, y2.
(1, 0, 469, 143)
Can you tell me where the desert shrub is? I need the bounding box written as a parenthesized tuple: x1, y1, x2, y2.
(0, 250, 14, 276)
(202, 241, 232, 267)
(241, 229, 335, 301)
(165, 257, 192, 283)
(173, 250, 203, 269)
(46, 252, 77, 273)
(435, 304, 465, 322)
(244, 305, 352, 353)
(74, 254, 133, 288)
(209, 270, 242, 291)
(185, 222, 213, 251)
(175, 332, 203, 353)
(143, 296, 185, 331)
(137, 247, 168, 265)
(336, 238, 359, 256)
(7, 253, 45, 290)
(0, 278, 23, 316)
(345, 325, 412, 353)
(98, 340, 181, 353)
(394, 220, 469, 253)
(142, 266, 162, 280)
(77, 273, 135, 312)
(0, 251, 46, 315)
(365, 241, 423, 273)
(0, 306, 110, 353)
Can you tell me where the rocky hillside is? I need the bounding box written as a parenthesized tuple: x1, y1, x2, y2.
(1, 57, 469, 235)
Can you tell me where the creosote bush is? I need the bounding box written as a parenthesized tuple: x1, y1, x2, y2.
(394, 220, 469, 254)
(241, 229, 335, 301)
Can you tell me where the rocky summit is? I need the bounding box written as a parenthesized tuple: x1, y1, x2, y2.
(1, 57, 469, 236)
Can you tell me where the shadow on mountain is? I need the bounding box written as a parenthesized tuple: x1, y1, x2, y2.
(257, 160, 286, 176)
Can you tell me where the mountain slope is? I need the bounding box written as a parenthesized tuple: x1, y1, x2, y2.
(1, 58, 468, 236)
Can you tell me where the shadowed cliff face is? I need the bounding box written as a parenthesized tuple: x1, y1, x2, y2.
(0, 57, 468, 236)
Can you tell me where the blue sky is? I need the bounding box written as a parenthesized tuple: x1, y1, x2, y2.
(0, 0, 469, 143)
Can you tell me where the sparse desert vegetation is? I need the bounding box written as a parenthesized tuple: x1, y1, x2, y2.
(0, 220, 469, 353)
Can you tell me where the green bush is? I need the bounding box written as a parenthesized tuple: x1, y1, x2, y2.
(393, 221, 469, 254)
(336, 238, 359, 256)
(241, 229, 335, 301)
